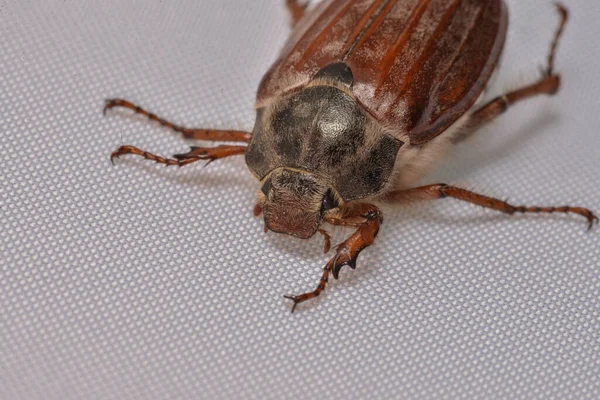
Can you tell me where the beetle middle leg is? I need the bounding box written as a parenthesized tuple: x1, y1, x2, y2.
(286, 0, 309, 27)
(284, 204, 382, 312)
(465, 4, 569, 133)
(110, 144, 246, 167)
(104, 99, 251, 143)
(385, 184, 598, 230)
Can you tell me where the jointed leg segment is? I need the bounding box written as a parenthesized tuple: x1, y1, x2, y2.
(105, 99, 250, 167)
(386, 184, 598, 230)
(468, 4, 569, 131)
(284, 204, 382, 312)
(111, 145, 246, 167)
(104, 99, 251, 143)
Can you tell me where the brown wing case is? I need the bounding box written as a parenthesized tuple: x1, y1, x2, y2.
(257, 0, 508, 145)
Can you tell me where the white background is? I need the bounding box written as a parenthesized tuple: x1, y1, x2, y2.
(1, 1, 599, 399)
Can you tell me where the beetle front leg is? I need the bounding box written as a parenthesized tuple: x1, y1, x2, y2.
(385, 184, 598, 230)
(465, 4, 568, 133)
(104, 99, 251, 143)
(284, 204, 382, 312)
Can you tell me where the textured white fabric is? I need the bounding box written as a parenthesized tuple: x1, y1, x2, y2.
(1, 1, 599, 399)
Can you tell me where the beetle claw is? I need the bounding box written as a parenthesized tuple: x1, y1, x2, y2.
(109, 151, 122, 165)
(332, 258, 357, 280)
(588, 214, 599, 231)
(103, 99, 116, 115)
(283, 294, 302, 313)
(332, 263, 342, 280)
(347, 259, 357, 270)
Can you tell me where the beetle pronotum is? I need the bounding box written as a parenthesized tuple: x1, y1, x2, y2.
(105, 0, 597, 312)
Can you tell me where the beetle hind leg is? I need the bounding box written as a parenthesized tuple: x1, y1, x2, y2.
(104, 99, 251, 143)
(546, 4, 568, 77)
(385, 184, 598, 231)
(465, 4, 569, 133)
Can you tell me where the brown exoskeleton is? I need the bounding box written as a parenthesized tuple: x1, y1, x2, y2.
(105, 1, 597, 312)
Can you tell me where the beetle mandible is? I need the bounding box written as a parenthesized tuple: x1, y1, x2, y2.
(105, 0, 597, 312)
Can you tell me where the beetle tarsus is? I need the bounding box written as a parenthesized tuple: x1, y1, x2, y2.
(465, 3, 569, 135)
(110, 145, 198, 167)
(109, 144, 246, 168)
(283, 295, 303, 313)
(174, 145, 247, 163)
(386, 184, 597, 231)
(284, 261, 331, 313)
(586, 213, 599, 231)
(547, 3, 569, 76)
(284, 205, 380, 312)
(103, 99, 114, 116)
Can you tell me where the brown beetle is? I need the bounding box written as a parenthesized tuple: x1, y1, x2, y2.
(105, 0, 597, 312)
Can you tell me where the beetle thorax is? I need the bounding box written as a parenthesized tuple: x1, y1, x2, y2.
(245, 83, 403, 203)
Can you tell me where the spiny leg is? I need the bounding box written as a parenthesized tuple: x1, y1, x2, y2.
(466, 4, 569, 132)
(284, 204, 382, 312)
(286, 0, 309, 27)
(385, 184, 598, 230)
(104, 99, 251, 143)
(111, 144, 246, 167)
(173, 145, 247, 166)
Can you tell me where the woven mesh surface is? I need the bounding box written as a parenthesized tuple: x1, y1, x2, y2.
(1, 1, 599, 399)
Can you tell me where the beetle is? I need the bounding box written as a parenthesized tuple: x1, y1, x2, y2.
(105, 0, 597, 312)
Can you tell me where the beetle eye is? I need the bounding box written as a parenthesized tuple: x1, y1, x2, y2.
(321, 189, 337, 212)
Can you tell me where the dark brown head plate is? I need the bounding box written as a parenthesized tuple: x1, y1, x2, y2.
(261, 168, 330, 239)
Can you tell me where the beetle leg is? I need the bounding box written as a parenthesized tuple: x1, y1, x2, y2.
(286, 0, 309, 28)
(284, 205, 382, 312)
(545, 4, 569, 77)
(466, 4, 568, 132)
(110, 144, 246, 167)
(104, 99, 251, 143)
(384, 184, 598, 231)
(318, 229, 332, 254)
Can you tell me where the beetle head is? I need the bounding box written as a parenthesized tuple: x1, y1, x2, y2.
(260, 168, 339, 239)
